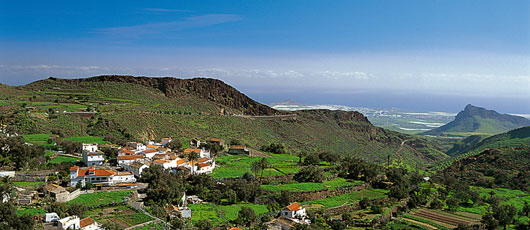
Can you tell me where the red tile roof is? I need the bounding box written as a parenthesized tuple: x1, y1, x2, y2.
(143, 149, 158, 153)
(197, 157, 210, 163)
(118, 149, 135, 154)
(70, 166, 79, 171)
(80, 217, 95, 228)
(286, 202, 302, 211)
(87, 152, 104, 155)
(118, 155, 144, 160)
(77, 169, 115, 177)
(210, 138, 223, 142)
(184, 149, 201, 153)
(153, 160, 169, 164)
(198, 163, 211, 168)
(116, 171, 133, 175)
(230, 145, 247, 150)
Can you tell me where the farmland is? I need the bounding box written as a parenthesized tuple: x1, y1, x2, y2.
(64, 136, 109, 144)
(47, 155, 79, 164)
(67, 190, 131, 207)
(302, 189, 388, 210)
(211, 153, 301, 178)
(261, 177, 362, 192)
(188, 203, 268, 225)
(86, 205, 155, 229)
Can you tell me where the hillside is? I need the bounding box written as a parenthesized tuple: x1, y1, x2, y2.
(429, 126, 530, 171)
(0, 75, 448, 167)
(422, 104, 530, 137)
(437, 147, 530, 191)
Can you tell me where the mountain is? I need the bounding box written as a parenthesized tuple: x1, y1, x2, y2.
(0, 75, 448, 166)
(422, 104, 530, 136)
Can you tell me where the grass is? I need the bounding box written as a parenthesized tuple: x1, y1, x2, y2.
(261, 178, 362, 192)
(67, 190, 130, 207)
(12, 181, 45, 189)
(22, 133, 55, 148)
(116, 213, 155, 226)
(133, 222, 167, 230)
(64, 136, 109, 144)
(188, 203, 268, 225)
(302, 189, 388, 209)
(47, 155, 79, 164)
(211, 153, 301, 178)
(16, 206, 46, 216)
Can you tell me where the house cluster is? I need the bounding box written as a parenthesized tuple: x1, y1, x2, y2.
(43, 213, 101, 230)
(74, 137, 220, 187)
(268, 202, 311, 229)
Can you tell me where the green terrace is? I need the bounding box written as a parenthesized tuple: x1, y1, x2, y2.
(188, 203, 268, 225)
(261, 178, 363, 192)
(210, 153, 302, 178)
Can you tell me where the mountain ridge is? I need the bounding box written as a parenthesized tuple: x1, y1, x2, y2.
(422, 104, 530, 136)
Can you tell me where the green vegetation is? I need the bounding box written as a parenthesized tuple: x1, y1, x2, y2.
(188, 203, 268, 225)
(21, 133, 55, 148)
(302, 189, 388, 209)
(12, 181, 45, 189)
(67, 190, 130, 207)
(47, 155, 79, 164)
(261, 178, 362, 192)
(16, 206, 46, 216)
(211, 153, 301, 178)
(64, 136, 109, 144)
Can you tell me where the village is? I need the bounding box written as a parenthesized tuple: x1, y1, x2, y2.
(2, 136, 317, 230)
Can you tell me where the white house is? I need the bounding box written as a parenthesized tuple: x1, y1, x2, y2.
(112, 171, 136, 184)
(161, 137, 172, 146)
(122, 162, 149, 178)
(58, 216, 80, 230)
(183, 148, 210, 159)
(127, 142, 146, 151)
(45, 213, 60, 222)
(70, 166, 135, 187)
(141, 149, 159, 159)
(83, 152, 105, 166)
(117, 155, 144, 166)
(281, 202, 307, 219)
(82, 143, 98, 153)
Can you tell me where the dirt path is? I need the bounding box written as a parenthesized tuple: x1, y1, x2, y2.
(401, 218, 438, 229)
(394, 139, 413, 160)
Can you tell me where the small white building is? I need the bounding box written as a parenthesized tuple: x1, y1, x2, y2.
(127, 142, 146, 151)
(58, 215, 80, 230)
(83, 152, 105, 166)
(117, 155, 144, 166)
(82, 143, 98, 153)
(281, 202, 307, 220)
(112, 171, 136, 184)
(122, 162, 149, 178)
(45, 213, 60, 222)
(161, 138, 172, 147)
(183, 148, 210, 159)
(70, 166, 135, 187)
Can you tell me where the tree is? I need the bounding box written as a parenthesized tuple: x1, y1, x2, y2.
(446, 197, 459, 211)
(493, 204, 516, 230)
(319, 151, 339, 163)
(251, 158, 270, 181)
(261, 143, 286, 154)
(166, 140, 183, 152)
(237, 207, 256, 227)
(230, 139, 242, 146)
(303, 153, 320, 166)
(195, 220, 213, 230)
(482, 212, 499, 230)
(294, 166, 325, 183)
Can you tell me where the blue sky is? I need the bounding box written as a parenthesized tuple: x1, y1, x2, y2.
(1, 0, 529, 113)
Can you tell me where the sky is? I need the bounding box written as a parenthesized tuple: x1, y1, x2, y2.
(1, 0, 529, 113)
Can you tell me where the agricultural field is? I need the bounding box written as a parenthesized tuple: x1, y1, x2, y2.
(132, 222, 166, 230)
(302, 189, 388, 210)
(22, 133, 55, 148)
(188, 203, 268, 225)
(211, 153, 301, 178)
(261, 177, 362, 192)
(67, 190, 131, 207)
(47, 155, 79, 164)
(12, 181, 45, 189)
(404, 209, 481, 229)
(86, 205, 154, 229)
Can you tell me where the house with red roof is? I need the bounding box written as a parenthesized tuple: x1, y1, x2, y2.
(69, 166, 136, 187)
(281, 202, 307, 219)
(117, 154, 144, 166)
(80, 216, 101, 230)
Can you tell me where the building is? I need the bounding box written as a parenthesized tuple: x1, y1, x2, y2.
(122, 162, 149, 178)
(141, 149, 159, 158)
(45, 213, 60, 222)
(117, 155, 144, 166)
(80, 217, 101, 230)
(190, 138, 201, 148)
(58, 216, 80, 230)
(83, 152, 105, 166)
(161, 137, 172, 146)
(183, 148, 210, 158)
(127, 142, 146, 151)
(208, 138, 225, 146)
(82, 143, 98, 153)
(70, 166, 136, 187)
(281, 202, 307, 219)
(228, 145, 250, 155)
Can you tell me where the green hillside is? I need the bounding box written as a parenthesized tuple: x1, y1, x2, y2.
(0, 76, 448, 167)
(430, 126, 530, 171)
(422, 104, 530, 137)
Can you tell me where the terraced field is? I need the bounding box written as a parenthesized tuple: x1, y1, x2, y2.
(409, 209, 481, 228)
